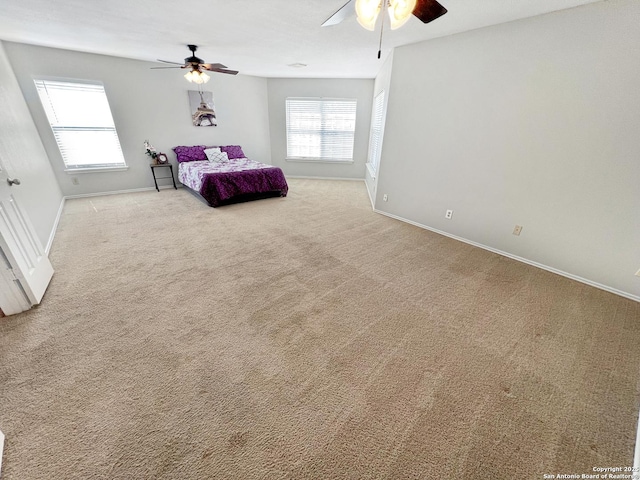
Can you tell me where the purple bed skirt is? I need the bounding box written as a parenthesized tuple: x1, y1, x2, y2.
(199, 167, 288, 207)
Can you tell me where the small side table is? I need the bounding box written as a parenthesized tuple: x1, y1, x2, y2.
(150, 164, 177, 192)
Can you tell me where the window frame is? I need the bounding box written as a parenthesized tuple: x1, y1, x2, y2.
(33, 77, 128, 173)
(366, 90, 385, 179)
(285, 97, 357, 163)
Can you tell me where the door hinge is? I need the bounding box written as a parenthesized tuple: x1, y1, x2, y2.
(6, 268, 17, 281)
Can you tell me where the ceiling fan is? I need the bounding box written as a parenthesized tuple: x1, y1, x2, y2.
(323, 0, 447, 58)
(151, 45, 238, 84)
(323, 0, 447, 30)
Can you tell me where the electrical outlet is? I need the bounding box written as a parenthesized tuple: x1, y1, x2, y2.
(445, 209, 453, 219)
(383, 194, 388, 202)
(513, 225, 523, 236)
(71, 177, 79, 185)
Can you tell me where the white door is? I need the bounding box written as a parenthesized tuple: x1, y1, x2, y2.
(0, 428, 4, 477)
(0, 165, 54, 315)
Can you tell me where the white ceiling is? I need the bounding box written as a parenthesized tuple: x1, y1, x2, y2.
(0, 0, 601, 79)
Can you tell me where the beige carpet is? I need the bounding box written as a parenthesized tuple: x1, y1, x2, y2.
(1, 179, 639, 479)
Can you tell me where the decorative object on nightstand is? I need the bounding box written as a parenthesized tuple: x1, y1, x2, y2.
(156, 153, 168, 164)
(144, 140, 159, 164)
(150, 164, 177, 192)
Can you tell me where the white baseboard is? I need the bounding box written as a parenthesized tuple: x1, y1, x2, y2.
(45, 196, 66, 255)
(374, 209, 640, 303)
(0, 429, 4, 477)
(64, 184, 180, 200)
(287, 175, 365, 182)
(365, 181, 375, 210)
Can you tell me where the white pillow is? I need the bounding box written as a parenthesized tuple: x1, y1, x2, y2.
(204, 147, 222, 162)
(208, 151, 229, 163)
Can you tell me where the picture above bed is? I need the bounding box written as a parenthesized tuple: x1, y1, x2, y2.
(188, 90, 217, 127)
(174, 145, 288, 207)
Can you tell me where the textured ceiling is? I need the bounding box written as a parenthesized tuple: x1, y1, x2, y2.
(0, 0, 602, 78)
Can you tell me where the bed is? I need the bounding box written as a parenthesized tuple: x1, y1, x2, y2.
(174, 145, 288, 207)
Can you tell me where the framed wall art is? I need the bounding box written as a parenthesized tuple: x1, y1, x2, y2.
(188, 90, 217, 127)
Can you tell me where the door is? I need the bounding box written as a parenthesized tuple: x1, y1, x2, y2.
(0, 428, 4, 476)
(0, 164, 54, 315)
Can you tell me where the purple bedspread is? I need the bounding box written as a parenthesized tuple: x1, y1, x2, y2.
(200, 167, 288, 207)
(178, 159, 288, 207)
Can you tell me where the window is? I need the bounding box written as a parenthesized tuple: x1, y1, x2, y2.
(366, 90, 385, 177)
(286, 97, 357, 162)
(34, 79, 126, 171)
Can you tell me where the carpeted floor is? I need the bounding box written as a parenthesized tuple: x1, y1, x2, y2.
(1, 179, 639, 479)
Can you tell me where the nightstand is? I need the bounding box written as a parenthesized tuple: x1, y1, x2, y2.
(150, 164, 177, 192)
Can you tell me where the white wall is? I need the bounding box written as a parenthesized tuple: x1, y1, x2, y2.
(375, 0, 640, 299)
(4, 42, 271, 196)
(267, 78, 373, 179)
(364, 51, 393, 204)
(0, 42, 63, 248)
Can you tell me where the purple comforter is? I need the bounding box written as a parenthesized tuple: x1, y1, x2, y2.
(178, 159, 288, 207)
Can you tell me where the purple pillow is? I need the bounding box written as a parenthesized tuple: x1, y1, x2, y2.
(173, 145, 207, 163)
(220, 145, 245, 159)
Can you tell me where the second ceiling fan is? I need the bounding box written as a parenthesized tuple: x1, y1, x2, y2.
(323, 0, 447, 30)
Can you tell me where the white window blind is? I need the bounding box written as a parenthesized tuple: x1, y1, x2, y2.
(286, 97, 357, 161)
(34, 80, 126, 170)
(367, 90, 385, 176)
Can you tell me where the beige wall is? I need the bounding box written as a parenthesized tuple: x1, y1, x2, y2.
(0, 42, 63, 249)
(267, 78, 373, 179)
(4, 42, 272, 196)
(375, 0, 640, 299)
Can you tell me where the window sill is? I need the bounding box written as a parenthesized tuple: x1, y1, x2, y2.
(286, 158, 354, 164)
(65, 166, 129, 174)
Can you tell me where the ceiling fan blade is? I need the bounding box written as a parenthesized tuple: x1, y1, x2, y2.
(322, 0, 355, 27)
(210, 68, 239, 75)
(156, 59, 184, 65)
(201, 63, 227, 70)
(150, 66, 183, 69)
(412, 0, 447, 24)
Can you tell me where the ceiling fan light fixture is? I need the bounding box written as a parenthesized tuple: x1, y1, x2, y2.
(388, 0, 417, 29)
(184, 69, 210, 84)
(355, 0, 382, 31)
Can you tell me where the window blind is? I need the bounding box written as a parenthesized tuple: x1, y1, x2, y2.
(286, 98, 357, 161)
(367, 91, 385, 175)
(34, 80, 126, 170)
